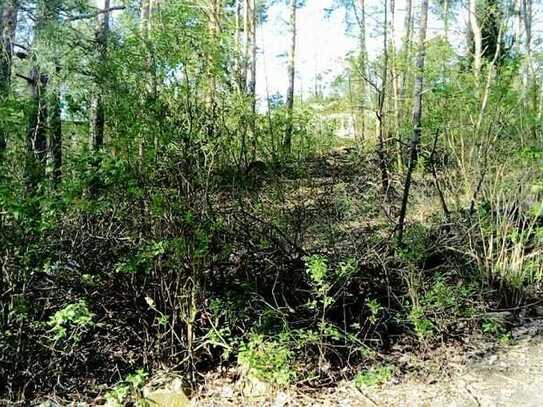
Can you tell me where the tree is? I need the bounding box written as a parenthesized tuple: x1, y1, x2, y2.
(140, 0, 150, 38)
(0, 0, 18, 153)
(397, 0, 429, 244)
(357, 0, 366, 140)
(90, 0, 111, 153)
(242, 0, 256, 160)
(469, 0, 507, 80)
(25, 0, 64, 189)
(469, 0, 482, 79)
(376, 0, 390, 195)
(521, 0, 536, 110)
(283, 0, 297, 153)
(49, 60, 62, 183)
(234, 0, 244, 91)
(0, 0, 17, 95)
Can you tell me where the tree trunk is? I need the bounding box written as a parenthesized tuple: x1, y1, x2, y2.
(469, 0, 482, 80)
(376, 0, 390, 196)
(397, 0, 429, 244)
(522, 0, 536, 110)
(389, 0, 401, 171)
(25, 0, 56, 189)
(0, 0, 17, 95)
(247, 0, 256, 159)
(90, 0, 111, 153)
(149, 0, 160, 29)
(0, 0, 18, 153)
(283, 0, 297, 154)
(443, 0, 449, 43)
(514, 0, 522, 55)
(140, 0, 150, 38)
(235, 0, 243, 91)
(25, 67, 48, 188)
(49, 68, 62, 183)
(357, 0, 366, 141)
(400, 0, 413, 93)
(242, 0, 251, 90)
(398, 0, 413, 146)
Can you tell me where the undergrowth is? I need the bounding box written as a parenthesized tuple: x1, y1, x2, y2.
(2, 147, 543, 402)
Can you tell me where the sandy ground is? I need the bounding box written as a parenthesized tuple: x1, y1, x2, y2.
(194, 320, 543, 407)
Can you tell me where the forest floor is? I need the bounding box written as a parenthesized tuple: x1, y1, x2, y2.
(194, 320, 543, 406)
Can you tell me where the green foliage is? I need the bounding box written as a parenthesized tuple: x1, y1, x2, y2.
(353, 365, 393, 388)
(238, 334, 296, 386)
(408, 277, 478, 340)
(367, 299, 383, 325)
(306, 255, 329, 288)
(409, 305, 434, 340)
(397, 224, 429, 265)
(481, 318, 505, 337)
(47, 300, 94, 341)
(105, 369, 148, 406)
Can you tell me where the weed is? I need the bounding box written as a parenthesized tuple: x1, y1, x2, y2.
(409, 305, 434, 339)
(105, 369, 148, 406)
(367, 299, 383, 325)
(481, 318, 505, 336)
(397, 224, 428, 265)
(238, 334, 296, 386)
(353, 364, 393, 388)
(47, 300, 94, 342)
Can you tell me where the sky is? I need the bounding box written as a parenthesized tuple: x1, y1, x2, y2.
(255, 0, 470, 105)
(256, 0, 357, 103)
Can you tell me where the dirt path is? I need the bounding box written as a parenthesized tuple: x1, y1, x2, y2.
(195, 321, 543, 406)
(346, 335, 543, 407)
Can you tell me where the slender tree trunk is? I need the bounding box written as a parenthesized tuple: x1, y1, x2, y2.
(247, 0, 256, 160)
(149, 0, 160, 29)
(234, 0, 243, 91)
(242, 0, 251, 90)
(140, 0, 150, 38)
(90, 0, 111, 152)
(0, 0, 17, 95)
(283, 0, 297, 154)
(208, 0, 221, 106)
(469, 0, 482, 80)
(25, 0, 54, 189)
(357, 0, 366, 141)
(389, 0, 401, 171)
(443, 0, 449, 43)
(397, 0, 429, 244)
(513, 0, 522, 63)
(522, 0, 536, 111)
(25, 67, 48, 188)
(376, 0, 390, 195)
(0, 0, 18, 153)
(398, 0, 413, 152)
(136, 0, 150, 161)
(210, 0, 221, 36)
(49, 67, 62, 183)
(400, 0, 413, 93)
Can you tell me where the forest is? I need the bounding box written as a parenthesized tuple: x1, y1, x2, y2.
(0, 0, 542, 405)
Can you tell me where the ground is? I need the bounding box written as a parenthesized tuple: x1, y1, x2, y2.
(192, 320, 543, 406)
